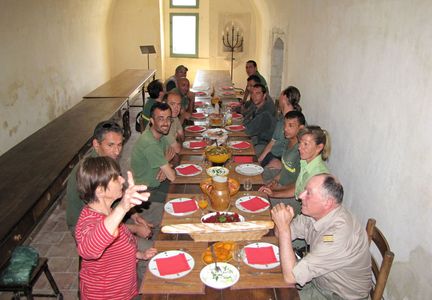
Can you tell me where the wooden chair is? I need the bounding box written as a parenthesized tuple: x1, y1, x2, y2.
(366, 218, 395, 300)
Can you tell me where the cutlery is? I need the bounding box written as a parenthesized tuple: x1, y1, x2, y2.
(247, 270, 283, 276)
(210, 244, 222, 273)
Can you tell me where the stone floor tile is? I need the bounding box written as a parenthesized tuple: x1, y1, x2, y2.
(47, 257, 74, 272)
(31, 231, 65, 245)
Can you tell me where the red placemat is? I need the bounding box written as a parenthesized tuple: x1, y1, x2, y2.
(231, 141, 250, 149)
(172, 199, 198, 213)
(228, 125, 245, 131)
(192, 112, 205, 119)
(233, 156, 253, 163)
(228, 101, 241, 107)
(194, 101, 204, 107)
(195, 91, 207, 96)
(176, 165, 201, 175)
(189, 141, 207, 148)
(155, 253, 191, 276)
(240, 197, 269, 211)
(244, 246, 278, 264)
(232, 113, 243, 118)
(186, 125, 205, 132)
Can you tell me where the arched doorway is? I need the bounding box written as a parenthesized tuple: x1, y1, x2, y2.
(270, 38, 284, 99)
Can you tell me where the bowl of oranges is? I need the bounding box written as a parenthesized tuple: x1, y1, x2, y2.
(202, 241, 235, 264)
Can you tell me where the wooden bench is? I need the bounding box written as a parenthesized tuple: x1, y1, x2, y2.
(0, 98, 128, 267)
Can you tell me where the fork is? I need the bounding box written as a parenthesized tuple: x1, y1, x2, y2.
(210, 244, 222, 273)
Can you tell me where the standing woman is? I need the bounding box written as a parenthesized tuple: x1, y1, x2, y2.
(75, 156, 157, 300)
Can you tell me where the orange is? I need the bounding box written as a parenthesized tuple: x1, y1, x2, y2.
(223, 243, 233, 251)
(203, 255, 213, 264)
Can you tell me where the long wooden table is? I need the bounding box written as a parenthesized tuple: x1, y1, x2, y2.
(140, 70, 299, 299)
(84, 69, 156, 99)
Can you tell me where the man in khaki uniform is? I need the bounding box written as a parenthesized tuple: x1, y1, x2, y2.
(271, 174, 371, 299)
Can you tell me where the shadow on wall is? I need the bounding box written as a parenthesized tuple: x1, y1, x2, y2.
(388, 246, 432, 299)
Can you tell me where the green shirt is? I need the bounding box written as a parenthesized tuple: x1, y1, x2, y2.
(131, 129, 170, 187)
(295, 155, 329, 197)
(66, 149, 98, 230)
(141, 97, 157, 127)
(270, 116, 288, 157)
(279, 143, 300, 186)
(255, 71, 268, 90)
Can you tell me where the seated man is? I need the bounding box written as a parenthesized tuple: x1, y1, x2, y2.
(66, 120, 153, 239)
(138, 79, 164, 130)
(241, 74, 260, 118)
(271, 174, 371, 299)
(131, 102, 176, 206)
(262, 111, 305, 211)
(165, 64, 188, 92)
(244, 84, 276, 156)
(242, 60, 268, 104)
(164, 91, 185, 154)
(173, 77, 195, 124)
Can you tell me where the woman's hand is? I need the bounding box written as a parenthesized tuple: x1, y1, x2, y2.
(119, 171, 150, 212)
(258, 185, 273, 196)
(136, 248, 158, 260)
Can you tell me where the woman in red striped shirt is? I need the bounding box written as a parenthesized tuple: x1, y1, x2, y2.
(75, 156, 157, 300)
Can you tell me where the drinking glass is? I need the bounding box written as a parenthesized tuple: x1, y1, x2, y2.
(232, 244, 243, 270)
(243, 178, 252, 195)
(197, 196, 208, 215)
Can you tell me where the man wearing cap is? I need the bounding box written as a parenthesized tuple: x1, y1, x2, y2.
(165, 65, 188, 92)
(271, 174, 371, 299)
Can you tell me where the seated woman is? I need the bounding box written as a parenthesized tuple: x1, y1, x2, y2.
(259, 125, 330, 215)
(75, 156, 157, 300)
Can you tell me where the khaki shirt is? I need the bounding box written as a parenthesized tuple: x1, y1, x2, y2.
(166, 117, 182, 145)
(291, 206, 372, 299)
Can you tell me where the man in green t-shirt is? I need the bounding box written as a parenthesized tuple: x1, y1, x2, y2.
(259, 111, 306, 213)
(137, 79, 164, 131)
(131, 102, 176, 204)
(66, 121, 153, 238)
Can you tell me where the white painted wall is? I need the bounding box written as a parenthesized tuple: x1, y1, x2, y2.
(0, 0, 113, 156)
(261, 0, 432, 298)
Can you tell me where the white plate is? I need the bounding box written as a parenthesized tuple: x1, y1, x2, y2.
(242, 242, 280, 270)
(185, 125, 206, 133)
(201, 211, 245, 223)
(175, 164, 203, 176)
(235, 196, 270, 213)
(200, 262, 240, 289)
(149, 250, 195, 279)
(206, 167, 229, 177)
(235, 164, 264, 176)
(183, 140, 207, 150)
(227, 141, 251, 150)
(225, 125, 246, 132)
(202, 128, 228, 139)
(164, 198, 198, 216)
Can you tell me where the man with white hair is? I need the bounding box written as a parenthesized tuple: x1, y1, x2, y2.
(271, 174, 371, 299)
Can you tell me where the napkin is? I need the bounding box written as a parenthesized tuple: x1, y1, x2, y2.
(189, 141, 207, 148)
(192, 112, 205, 119)
(228, 125, 245, 131)
(155, 253, 191, 276)
(195, 101, 204, 107)
(232, 113, 243, 119)
(195, 91, 207, 96)
(233, 156, 253, 163)
(244, 246, 278, 265)
(176, 165, 201, 175)
(240, 197, 270, 212)
(172, 199, 198, 213)
(222, 86, 233, 90)
(228, 101, 240, 107)
(231, 141, 250, 149)
(186, 125, 204, 132)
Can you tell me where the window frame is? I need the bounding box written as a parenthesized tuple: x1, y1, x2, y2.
(169, 13, 199, 58)
(170, 0, 199, 9)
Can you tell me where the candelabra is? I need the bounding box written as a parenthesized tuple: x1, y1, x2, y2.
(222, 24, 244, 81)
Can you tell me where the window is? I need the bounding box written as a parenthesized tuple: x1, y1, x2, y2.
(170, 0, 199, 8)
(170, 13, 199, 57)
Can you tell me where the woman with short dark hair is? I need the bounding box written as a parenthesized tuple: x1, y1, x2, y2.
(75, 156, 157, 300)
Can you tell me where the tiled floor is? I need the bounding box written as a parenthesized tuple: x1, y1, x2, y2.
(0, 97, 144, 300)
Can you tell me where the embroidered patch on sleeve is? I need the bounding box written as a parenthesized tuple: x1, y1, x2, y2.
(323, 235, 334, 242)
